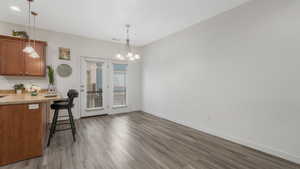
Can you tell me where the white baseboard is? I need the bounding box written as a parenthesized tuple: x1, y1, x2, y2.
(145, 111, 300, 164)
(196, 125, 300, 164)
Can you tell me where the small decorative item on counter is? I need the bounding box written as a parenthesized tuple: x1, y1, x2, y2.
(27, 85, 41, 96)
(47, 65, 57, 95)
(13, 83, 25, 94)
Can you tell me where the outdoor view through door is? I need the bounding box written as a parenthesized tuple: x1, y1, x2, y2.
(86, 62, 103, 109)
(113, 64, 127, 107)
(80, 58, 128, 117)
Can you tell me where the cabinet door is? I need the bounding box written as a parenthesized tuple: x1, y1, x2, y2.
(0, 39, 24, 75)
(0, 104, 43, 166)
(24, 42, 46, 76)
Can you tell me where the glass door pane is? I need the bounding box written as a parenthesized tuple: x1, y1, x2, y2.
(113, 64, 128, 106)
(86, 62, 103, 109)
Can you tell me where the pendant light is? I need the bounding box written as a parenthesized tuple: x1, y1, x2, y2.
(115, 25, 141, 61)
(22, 0, 37, 57)
(29, 11, 40, 58)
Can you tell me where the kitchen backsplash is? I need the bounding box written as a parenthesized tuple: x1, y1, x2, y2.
(0, 76, 48, 90)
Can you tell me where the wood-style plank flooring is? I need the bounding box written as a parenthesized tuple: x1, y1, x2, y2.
(1, 111, 299, 169)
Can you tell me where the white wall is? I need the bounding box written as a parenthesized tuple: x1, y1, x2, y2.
(142, 0, 300, 164)
(0, 21, 142, 118)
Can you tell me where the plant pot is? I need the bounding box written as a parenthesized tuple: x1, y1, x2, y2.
(16, 89, 22, 94)
(48, 84, 56, 94)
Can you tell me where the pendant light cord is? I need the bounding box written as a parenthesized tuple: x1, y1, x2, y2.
(33, 12, 35, 48)
(32, 11, 37, 48)
(126, 24, 131, 53)
(28, 0, 31, 45)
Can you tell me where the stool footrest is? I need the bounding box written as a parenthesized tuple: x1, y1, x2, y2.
(58, 115, 70, 118)
(56, 122, 71, 125)
(55, 128, 72, 132)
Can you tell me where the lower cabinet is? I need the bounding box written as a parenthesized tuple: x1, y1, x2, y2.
(0, 103, 47, 166)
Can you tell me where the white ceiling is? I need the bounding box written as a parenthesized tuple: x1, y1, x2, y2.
(0, 0, 249, 46)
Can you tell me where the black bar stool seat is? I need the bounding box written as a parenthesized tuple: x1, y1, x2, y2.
(47, 89, 78, 147)
(50, 101, 74, 109)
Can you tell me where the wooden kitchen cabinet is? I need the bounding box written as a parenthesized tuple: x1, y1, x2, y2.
(0, 35, 47, 76)
(0, 103, 47, 166)
(0, 38, 24, 75)
(24, 42, 46, 76)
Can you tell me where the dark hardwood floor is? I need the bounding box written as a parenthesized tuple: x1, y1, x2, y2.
(1, 111, 299, 169)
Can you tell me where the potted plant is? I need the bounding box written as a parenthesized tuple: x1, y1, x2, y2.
(47, 65, 56, 94)
(13, 83, 25, 94)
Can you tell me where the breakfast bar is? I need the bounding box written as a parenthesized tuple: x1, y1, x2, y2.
(0, 92, 61, 166)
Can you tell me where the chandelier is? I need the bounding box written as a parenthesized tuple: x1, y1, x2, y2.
(115, 24, 140, 61)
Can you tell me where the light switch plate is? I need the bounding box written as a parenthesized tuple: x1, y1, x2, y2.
(28, 104, 39, 110)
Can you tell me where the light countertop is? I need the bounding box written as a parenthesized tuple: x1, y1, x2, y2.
(0, 93, 62, 105)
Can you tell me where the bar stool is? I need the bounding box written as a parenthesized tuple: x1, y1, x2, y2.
(47, 89, 78, 147)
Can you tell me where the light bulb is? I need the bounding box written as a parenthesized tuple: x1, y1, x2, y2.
(30, 51, 40, 58)
(134, 54, 140, 59)
(116, 53, 122, 58)
(129, 57, 135, 61)
(10, 6, 21, 12)
(23, 46, 35, 54)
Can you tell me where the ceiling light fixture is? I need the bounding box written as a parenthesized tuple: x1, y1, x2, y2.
(10, 6, 21, 12)
(115, 25, 140, 61)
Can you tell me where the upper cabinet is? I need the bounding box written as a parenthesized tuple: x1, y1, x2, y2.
(0, 38, 24, 76)
(0, 35, 47, 77)
(24, 42, 46, 76)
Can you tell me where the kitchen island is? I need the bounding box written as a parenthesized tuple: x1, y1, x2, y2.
(0, 92, 61, 166)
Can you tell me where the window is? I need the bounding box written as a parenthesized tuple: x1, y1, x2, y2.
(113, 64, 128, 107)
(86, 62, 103, 109)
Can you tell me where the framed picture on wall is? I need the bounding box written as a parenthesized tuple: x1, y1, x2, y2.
(59, 47, 71, 60)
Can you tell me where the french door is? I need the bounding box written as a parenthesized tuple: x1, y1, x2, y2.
(80, 57, 109, 117)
